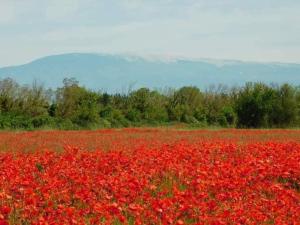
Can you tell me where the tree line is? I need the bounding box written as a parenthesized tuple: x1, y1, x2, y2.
(0, 77, 299, 130)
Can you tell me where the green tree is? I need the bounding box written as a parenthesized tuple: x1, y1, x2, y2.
(0, 78, 19, 113)
(235, 83, 277, 128)
(167, 86, 204, 123)
(270, 84, 298, 127)
(19, 81, 51, 117)
(55, 78, 101, 127)
(202, 85, 234, 126)
(129, 88, 168, 123)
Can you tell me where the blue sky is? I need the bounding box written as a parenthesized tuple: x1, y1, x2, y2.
(0, 0, 300, 66)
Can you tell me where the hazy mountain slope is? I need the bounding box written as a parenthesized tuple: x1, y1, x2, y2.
(0, 53, 299, 92)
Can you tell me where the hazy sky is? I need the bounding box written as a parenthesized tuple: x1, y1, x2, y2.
(0, 0, 300, 66)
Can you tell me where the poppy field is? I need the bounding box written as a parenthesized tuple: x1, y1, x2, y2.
(0, 129, 299, 225)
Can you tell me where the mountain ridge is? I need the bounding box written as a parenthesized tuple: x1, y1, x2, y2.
(5, 52, 300, 68)
(0, 53, 300, 92)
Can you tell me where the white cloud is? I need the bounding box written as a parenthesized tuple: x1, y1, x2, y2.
(120, 0, 145, 10)
(0, 0, 300, 66)
(45, 0, 80, 21)
(0, 1, 15, 24)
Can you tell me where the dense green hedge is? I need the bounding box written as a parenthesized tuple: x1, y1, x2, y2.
(0, 78, 299, 130)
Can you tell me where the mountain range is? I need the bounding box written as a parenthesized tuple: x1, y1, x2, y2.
(0, 53, 300, 92)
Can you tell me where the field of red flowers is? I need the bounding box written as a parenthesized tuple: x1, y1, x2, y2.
(0, 129, 299, 224)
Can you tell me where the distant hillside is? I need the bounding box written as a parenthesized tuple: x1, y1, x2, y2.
(0, 53, 300, 92)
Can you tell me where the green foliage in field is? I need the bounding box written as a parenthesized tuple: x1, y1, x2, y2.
(235, 83, 299, 128)
(0, 77, 299, 129)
